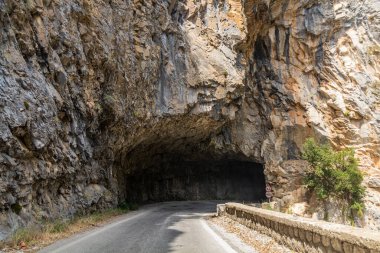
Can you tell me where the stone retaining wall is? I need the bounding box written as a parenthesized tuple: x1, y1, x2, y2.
(219, 203, 380, 253)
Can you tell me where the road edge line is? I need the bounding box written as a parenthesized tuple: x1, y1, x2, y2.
(200, 219, 238, 253)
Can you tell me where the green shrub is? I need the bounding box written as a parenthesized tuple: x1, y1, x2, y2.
(11, 203, 22, 215)
(23, 101, 30, 110)
(261, 202, 273, 211)
(302, 138, 365, 221)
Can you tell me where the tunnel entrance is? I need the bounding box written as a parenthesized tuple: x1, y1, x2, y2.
(124, 155, 266, 203)
(118, 116, 267, 204)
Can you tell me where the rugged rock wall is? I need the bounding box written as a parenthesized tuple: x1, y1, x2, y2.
(0, 0, 379, 238)
(0, 0, 248, 238)
(238, 0, 380, 229)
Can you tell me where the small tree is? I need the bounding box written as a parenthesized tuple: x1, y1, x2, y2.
(302, 138, 365, 222)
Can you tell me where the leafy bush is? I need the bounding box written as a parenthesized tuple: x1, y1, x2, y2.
(302, 138, 365, 221)
(11, 203, 22, 215)
(23, 101, 30, 110)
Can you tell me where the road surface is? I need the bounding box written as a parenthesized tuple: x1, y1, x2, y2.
(39, 201, 256, 253)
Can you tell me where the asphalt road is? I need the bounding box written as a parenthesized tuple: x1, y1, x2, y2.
(39, 201, 251, 253)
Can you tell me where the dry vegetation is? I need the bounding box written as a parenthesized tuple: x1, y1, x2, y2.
(0, 204, 137, 253)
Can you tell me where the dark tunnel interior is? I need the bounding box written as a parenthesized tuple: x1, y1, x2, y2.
(118, 118, 267, 204)
(123, 155, 266, 203)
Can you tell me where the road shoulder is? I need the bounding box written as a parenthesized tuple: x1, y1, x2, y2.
(207, 215, 292, 253)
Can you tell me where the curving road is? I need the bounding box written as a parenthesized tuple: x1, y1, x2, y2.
(39, 201, 255, 253)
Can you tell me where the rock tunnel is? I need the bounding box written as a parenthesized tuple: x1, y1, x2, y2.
(124, 157, 266, 202)
(116, 117, 267, 204)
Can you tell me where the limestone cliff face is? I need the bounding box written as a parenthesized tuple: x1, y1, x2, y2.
(0, 0, 379, 238)
(238, 0, 380, 229)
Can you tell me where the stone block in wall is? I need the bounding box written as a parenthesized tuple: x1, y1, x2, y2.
(313, 233, 321, 244)
(331, 238, 342, 252)
(217, 204, 226, 216)
(322, 236, 330, 247)
(342, 242, 353, 253)
(352, 246, 366, 253)
(306, 230, 313, 242)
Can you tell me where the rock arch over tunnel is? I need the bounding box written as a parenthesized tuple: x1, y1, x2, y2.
(116, 116, 267, 203)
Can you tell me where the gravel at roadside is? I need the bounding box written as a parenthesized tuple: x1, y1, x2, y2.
(208, 215, 292, 253)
